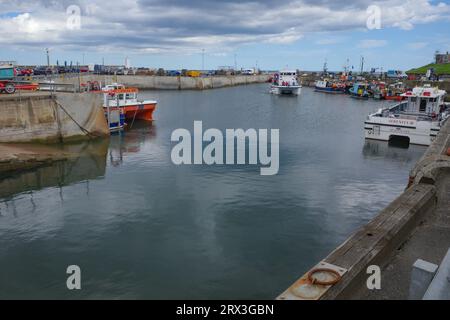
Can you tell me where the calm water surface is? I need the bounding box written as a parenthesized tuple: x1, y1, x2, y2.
(0, 85, 426, 299)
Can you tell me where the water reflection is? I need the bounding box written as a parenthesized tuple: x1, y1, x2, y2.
(0, 139, 109, 200)
(109, 121, 157, 166)
(362, 139, 426, 162)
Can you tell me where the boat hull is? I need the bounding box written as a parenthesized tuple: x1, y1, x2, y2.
(364, 119, 439, 146)
(270, 85, 301, 96)
(123, 103, 157, 121)
(104, 103, 157, 122)
(384, 95, 405, 102)
(350, 94, 369, 100)
(314, 86, 345, 94)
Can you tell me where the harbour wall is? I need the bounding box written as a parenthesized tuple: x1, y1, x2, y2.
(61, 74, 270, 90)
(278, 119, 450, 300)
(0, 92, 109, 143)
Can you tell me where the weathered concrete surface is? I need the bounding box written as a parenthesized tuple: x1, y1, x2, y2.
(409, 259, 438, 300)
(61, 74, 270, 90)
(0, 92, 109, 143)
(423, 248, 450, 299)
(351, 168, 450, 299)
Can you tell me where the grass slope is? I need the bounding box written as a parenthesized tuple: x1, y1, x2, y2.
(407, 63, 450, 75)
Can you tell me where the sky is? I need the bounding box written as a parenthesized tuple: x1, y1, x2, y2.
(0, 0, 450, 71)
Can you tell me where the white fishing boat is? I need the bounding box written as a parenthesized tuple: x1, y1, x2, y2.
(270, 70, 301, 95)
(364, 85, 449, 146)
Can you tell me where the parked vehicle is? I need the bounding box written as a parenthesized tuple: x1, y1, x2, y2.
(242, 68, 255, 75)
(15, 68, 33, 76)
(167, 70, 181, 76)
(186, 70, 201, 77)
(33, 66, 53, 75)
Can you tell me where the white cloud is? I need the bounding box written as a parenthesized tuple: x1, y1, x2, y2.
(315, 37, 346, 45)
(407, 42, 428, 50)
(358, 39, 388, 48)
(0, 0, 449, 53)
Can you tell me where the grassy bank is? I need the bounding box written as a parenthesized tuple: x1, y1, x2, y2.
(407, 63, 450, 75)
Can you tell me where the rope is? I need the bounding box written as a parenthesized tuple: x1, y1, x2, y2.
(52, 97, 102, 139)
(129, 106, 139, 129)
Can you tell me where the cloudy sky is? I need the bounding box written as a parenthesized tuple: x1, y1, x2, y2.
(1, 0, 450, 70)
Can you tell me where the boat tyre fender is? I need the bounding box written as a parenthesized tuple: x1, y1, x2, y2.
(307, 268, 342, 286)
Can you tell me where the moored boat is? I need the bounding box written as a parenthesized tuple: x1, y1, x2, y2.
(349, 82, 370, 99)
(383, 82, 406, 101)
(314, 80, 345, 94)
(102, 83, 157, 132)
(364, 85, 449, 146)
(270, 70, 301, 96)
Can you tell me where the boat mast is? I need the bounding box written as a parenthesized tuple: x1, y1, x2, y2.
(323, 59, 328, 75)
(360, 56, 365, 75)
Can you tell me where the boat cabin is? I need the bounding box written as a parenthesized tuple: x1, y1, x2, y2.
(400, 86, 445, 115)
(103, 83, 139, 106)
(276, 70, 298, 87)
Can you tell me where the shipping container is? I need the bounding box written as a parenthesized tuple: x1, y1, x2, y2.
(0, 66, 15, 80)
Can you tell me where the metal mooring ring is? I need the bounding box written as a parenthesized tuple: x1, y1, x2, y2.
(307, 268, 342, 286)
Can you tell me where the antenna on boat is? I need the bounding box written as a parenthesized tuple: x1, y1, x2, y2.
(201, 49, 205, 71)
(343, 58, 349, 74)
(360, 56, 365, 75)
(46, 48, 50, 67)
(323, 59, 328, 74)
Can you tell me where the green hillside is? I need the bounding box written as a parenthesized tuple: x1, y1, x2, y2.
(407, 63, 450, 75)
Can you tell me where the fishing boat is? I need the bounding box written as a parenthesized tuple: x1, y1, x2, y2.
(314, 79, 345, 94)
(270, 70, 301, 95)
(364, 85, 449, 146)
(383, 82, 406, 101)
(372, 82, 386, 100)
(349, 82, 370, 99)
(102, 83, 157, 132)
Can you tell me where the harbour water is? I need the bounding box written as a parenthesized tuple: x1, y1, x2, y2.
(0, 84, 426, 299)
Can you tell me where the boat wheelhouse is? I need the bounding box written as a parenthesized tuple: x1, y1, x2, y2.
(349, 82, 370, 99)
(270, 70, 301, 95)
(364, 85, 449, 146)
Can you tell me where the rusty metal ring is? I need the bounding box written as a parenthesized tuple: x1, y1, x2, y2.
(307, 268, 342, 286)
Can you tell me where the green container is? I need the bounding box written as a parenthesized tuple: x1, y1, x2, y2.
(0, 67, 15, 80)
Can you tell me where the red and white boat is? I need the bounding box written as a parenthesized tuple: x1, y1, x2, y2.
(102, 83, 157, 122)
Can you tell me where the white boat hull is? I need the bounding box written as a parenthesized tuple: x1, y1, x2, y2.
(270, 85, 301, 96)
(364, 118, 440, 146)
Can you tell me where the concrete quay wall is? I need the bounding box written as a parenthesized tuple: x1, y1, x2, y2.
(63, 74, 270, 90)
(0, 92, 109, 144)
